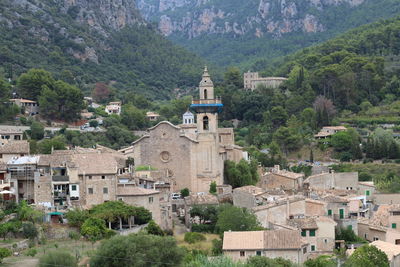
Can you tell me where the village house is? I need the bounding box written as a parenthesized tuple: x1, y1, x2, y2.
(287, 216, 337, 254)
(314, 126, 347, 139)
(0, 140, 29, 164)
(373, 193, 400, 205)
(253, 196, 326, 228)
(232, 185, 266, 209)
(358, 218, 400, 245)
(105, 101, 122, 115)
(10, 98, 39, 116)
(243, 71, 287, 90)
(259, 165, 304, 191)
(358, 181, 375, 201)
(0, 128, 24, 141)
(7, 155, 39, 203)
(304, 172, 359, 191)
(223, 230, 309, 263)
(146, 111, 160, 121)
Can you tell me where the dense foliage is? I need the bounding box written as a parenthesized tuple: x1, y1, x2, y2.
(90, 233, 185, 267)
(0, 1, 204, 98)
(345, 245, 389, 267)
(39, 251, 77, 267)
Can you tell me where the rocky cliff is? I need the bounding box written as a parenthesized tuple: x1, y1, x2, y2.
(137, 0, 366, 38)
(136, 0, 400, 67)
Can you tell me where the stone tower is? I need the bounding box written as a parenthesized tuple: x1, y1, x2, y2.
(191, 66, 222, 133)
(190, 67, 224, 192)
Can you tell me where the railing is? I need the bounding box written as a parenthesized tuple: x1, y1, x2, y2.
(191, 98, 222, 105)
(52, 176, 69, 182)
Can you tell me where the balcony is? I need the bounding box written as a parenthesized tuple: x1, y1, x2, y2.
(52, 176, 69, 182)
(191, 98, 222, 105)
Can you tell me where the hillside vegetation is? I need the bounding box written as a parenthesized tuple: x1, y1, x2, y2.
(0, 0, 204, 99)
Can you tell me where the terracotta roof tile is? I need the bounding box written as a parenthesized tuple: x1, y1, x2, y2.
(0, 140, 29, 154)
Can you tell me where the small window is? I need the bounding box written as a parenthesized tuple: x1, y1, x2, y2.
(393, 223, 397, 229)
(366, 190, 370, 196)
(240, 251, 245, 257)
(149, 197, 153, 203)
(118, 197, 123, 201)
(309, 230, 316, 237)
(102, 176, 105, 180)
(348, 225, 353, 231)
(311, 245, 315, 251)
(373, 237, 379, 241)
(88, 176, 92, 179)
(0, 154, 2, 158)
(365, 233, 368, 239)
(301, 230, 306, 237)
(103, 187, 108, 194)
(303, 247, 307, 254)
(71, 185, 77, 191)
(328, 209, 332, 216)
(88, 188, 93, 194)
(256, 251, 261, 256)
(324, 239, 327, 244)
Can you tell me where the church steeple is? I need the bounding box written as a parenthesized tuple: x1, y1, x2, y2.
(190, 67, 223, 133)
(199, 66, 214, 100)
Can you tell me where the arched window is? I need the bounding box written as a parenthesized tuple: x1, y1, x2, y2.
(204, 89, 208, 99)
(203, 116, 209, 130)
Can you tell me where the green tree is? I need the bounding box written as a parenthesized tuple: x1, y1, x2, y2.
(17, 69, 55, 101)
(145, 220, 164, 236)
(209, 181, 217, 194)
(37, 136, 66, 154)
(30, 121, 44, 140)
(39, 251, 77, 267)
(121, 104, 147, 130)
(215, 205, 261, 235)
(224, 160, 259, 188)
(65, 209, 89, 228)
(0, 76, 18, 122)
(345, 245, 389, 267)
(181, 188, 190, 198)
(89, 120, 99, 128)
(80, 217, 108, 241)
(270, 106, 288, 129)
(22, 222, 38, 240)
(90, 234, 185, 267)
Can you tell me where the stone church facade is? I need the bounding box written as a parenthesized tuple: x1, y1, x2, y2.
(121, 68, 245, 193)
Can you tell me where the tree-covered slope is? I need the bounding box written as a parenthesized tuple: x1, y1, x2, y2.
(265, 16, 400, 110)
(0, 0, 204, 99)
(137, 0, 400, 68)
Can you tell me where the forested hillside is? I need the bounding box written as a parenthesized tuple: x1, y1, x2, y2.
(0, 0, 204, 99)
(138, 0, 400, 67)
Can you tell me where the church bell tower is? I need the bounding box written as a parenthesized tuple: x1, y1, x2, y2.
(190, 66, 223, 133)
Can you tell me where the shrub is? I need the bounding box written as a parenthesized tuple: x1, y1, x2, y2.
(65, 209, 89, 228)
(69, 231, 80, 241)
(184, 232, 206, 244)
(81, 217, 107, 241)
(22, 222, 38, 240)
(25, 248, 37, 257)
(145, 220, 164, 236)
(39, 251, 77, 267)
(191, 224, 214, 233)
(211, 238, 223, 256)
(180, 188, 190, 198)
(0, 248, 11, 263)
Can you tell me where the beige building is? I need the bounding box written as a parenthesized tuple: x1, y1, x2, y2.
(287, 216, 337, 254)
(253, 196, 326, 228)
(121, 68, 245, 194)
(243, 71, 287, 90)
(373, 194, 400, 205)
(223, 230, 309, 264)
(105, 101, 121, 115)
(0, 140, 29, 164)
(146, 111, 160, 121)
(314, 126, 347, 139)
(10, 98, 39, 116)
(305, 172, 359, 191)
(260, 165, 304, 191)
(233, 185, 266, 209)
(0, 128, 24, 141)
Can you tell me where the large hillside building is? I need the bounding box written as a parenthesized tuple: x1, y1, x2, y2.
(121, 67, 246, 193)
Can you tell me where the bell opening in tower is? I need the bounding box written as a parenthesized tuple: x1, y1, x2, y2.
(203, 116, 209, 130)
(204, 89, 208, 99)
